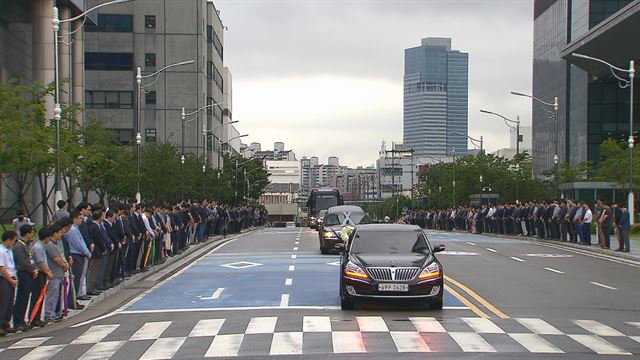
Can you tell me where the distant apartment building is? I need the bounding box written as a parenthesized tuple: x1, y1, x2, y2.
(376, 142, 419, 199)
(300, 156, 341, 197)
(83, 0, 229, 169)
(331, 167, 378, 200)
(245, 142, 296, 161)
(404, 37, 469, 156)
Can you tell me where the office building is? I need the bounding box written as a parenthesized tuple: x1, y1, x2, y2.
(376, 142, 419, 199)
(533, 0, 639, 175)
(83, 0, 229, 169)
(403, 37, 469, 156)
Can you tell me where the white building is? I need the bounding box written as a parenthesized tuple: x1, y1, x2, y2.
(376, 141, 419, 199)
(266, 160, 300, 185)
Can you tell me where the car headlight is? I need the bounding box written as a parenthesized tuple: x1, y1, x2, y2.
(344, 261, 369, 279)
(418, 262, 441, 280)
(323, 231, 338, 239)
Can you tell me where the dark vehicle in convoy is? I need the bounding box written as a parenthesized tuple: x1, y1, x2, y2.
(307, 188, 343, 228)
(315, 209, 328, 231)
(318, 205, 371, 254)
(336, 224, 445, 310)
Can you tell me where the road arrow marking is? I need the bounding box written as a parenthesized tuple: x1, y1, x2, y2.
(201, 288, 225, 300)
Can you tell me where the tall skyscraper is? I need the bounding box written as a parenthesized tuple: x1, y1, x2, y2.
(403, 37, 468, 156)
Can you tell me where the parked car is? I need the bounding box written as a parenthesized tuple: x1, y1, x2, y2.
(336, 223, 445, 310)
(318, 205, 371, 254)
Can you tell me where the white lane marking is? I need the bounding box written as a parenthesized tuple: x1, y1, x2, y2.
(8, 337, 51, 349)
(626, 321, 640, 329)
(532, 241, 640, 267)
(139, 337, 186, 360)
(291, 254, 297, 259)
(288, 265, 295, 271)
(466, 242, 477, 246)
(509, 333, 563, 353)
(78, 341, 126, 360)
(516, 318, 563, 335)
(410, 317, 446, 333)
(71, 324, 120, 344)
(589, 281, 617, 290)
(201, 288, 225, 300)
(121, 305, 342, 314)
(449, 332, 497, 352)
(631, 336, 640, 344)
(246, 317, 278, 334)
(293, 247, 298, 251)
(130, 321, 172, 341)
(205, 334, 244, 357)
(486, 248, 498, 253)
(444, 306, 470, 310)
(568, 334, 631, 355)
(19, 345, 66, 360)
(390, 331, 431, 352)
(510, 256, 525, 262)
(189, 319, 225, 337)
(544, 267, 564, 274)
(356, 316, 389, 332)
(303, 316, 332, 332)
(462, 318, 505, 334)
(573, 320, 625, 336)
(270, 332, 303, 355)
(285, 278, 293, 286)
(280, 294, 290, 307)
(295, 241, 300, 245)
(332, 331, 366, 353)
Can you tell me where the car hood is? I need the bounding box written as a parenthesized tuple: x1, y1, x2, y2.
(351, 253, 430, 268)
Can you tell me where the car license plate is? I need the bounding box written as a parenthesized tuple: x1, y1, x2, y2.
(378, 283, 409, 292)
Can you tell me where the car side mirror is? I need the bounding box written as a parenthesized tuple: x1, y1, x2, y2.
(334, 243, 346, 252)
(432, 244, 445, 253)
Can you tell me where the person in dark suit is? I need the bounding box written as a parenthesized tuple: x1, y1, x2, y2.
(558, 200, 569, 241)
(86, 210, 106, 295)
(617, 204, 630, 252)
(103, 210, 119, 287)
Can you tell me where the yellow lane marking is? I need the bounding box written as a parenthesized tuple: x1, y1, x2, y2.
(445, 275, 509, 319)
(444, 284, 489, 318)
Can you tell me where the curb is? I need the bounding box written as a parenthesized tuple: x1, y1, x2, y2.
(452, 230, 640, 262)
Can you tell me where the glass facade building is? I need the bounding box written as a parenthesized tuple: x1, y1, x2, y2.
(532, 0, 638, 176)
(403, 38, 468, 156)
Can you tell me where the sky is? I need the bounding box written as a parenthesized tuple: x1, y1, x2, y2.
(215, 0, 534, 167)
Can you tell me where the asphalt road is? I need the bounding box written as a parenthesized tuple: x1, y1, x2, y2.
(1, 226, 638, 359)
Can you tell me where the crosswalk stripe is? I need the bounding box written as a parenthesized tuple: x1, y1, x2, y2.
(246, 317, 278, 334)
(71, 325, 119, 344)
(303, 316, 332, 332)
(130, 321, 172, 341)
(77, 341, 126, 360)
(410, 317, 446, 333)
(270, 332, 303, 355)
(626, 322, 640, 330)
(573, 320, 625, 336)
(509, 333, 564, 353)
(356, 316, 388, 332)
(204, 334, 244, 357)
(139, 337, 186, 360)
(516, 318, 563, 335)
(8, 337, 51, 349)
(332, 331, 366, 353)
(462, 318, 505, 334)
(568, 334, 632, 355)
(449, 332, 496, 352)
(631, 336, 640, 344)
(19, 344, 66, 360)
(390, 331, 431, 352)
(189, 319, 225, 337)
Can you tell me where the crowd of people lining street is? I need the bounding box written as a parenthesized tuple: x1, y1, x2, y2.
(0, 199, 265, 336)
(403, 198, 632, 253)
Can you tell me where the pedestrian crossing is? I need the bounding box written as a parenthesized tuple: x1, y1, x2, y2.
(2, 315, 639, 358)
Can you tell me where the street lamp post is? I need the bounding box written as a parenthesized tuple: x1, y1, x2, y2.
(571, 53, 635, 224)
(202, 120, 239, 169)
(52, 0, 133, 204)
(134, 60, 195, 203)
(480, 174, 483, 206)
(449, 130, 483, 154)
(480, 110, 521, 156)
(180, 155, 185, 199)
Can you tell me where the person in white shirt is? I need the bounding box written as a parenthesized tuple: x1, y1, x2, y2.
(0, 230, 18, 336)
(582, 203, 593, 245)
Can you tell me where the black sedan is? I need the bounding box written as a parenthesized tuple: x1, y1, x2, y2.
(336, 224, 445, 310)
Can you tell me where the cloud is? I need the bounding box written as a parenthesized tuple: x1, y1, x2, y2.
(216, 0, 534, 167)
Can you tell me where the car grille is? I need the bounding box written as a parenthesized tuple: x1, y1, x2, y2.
(366, 267, 420, 281)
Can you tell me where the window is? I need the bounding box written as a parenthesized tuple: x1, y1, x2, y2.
(213, 66, 223, 91)
(207, 26, 213, 43)
(207, 61, 213, 79)
(84, 14, 133, 32)
(85, 91, 133, 109)
(145, 91, 156, 105)
(207, 25, 224, 59)
(145, 15, 156, 29)
(85, 52, 133, 71)
(110, 129, 133, 145)
(145, 53, 156, 67)
(145, 129, 157, 142)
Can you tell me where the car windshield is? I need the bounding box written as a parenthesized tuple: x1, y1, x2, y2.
(323, 212, 372, 226)
(314, 195, 339, 212)
(350, 230, 431, 255)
